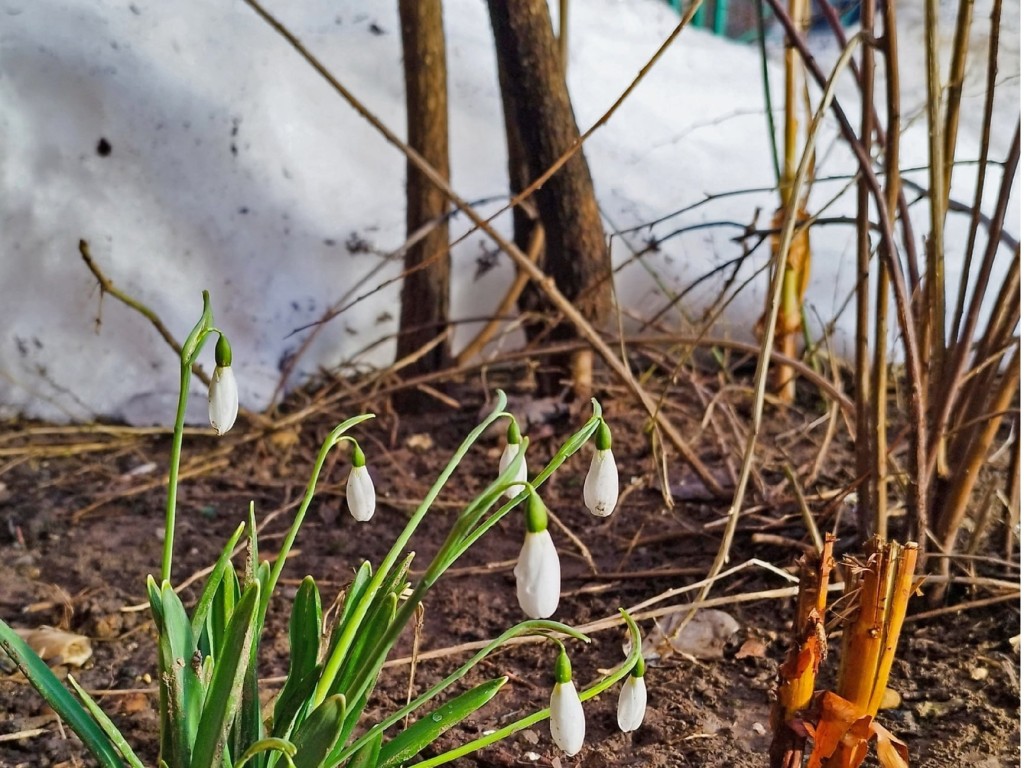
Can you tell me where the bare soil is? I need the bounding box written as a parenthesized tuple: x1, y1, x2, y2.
(0, 373, 1019, 767)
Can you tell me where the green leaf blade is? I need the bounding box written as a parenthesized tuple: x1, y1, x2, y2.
(344, 730, 381, 768)
(66, 674, 146, 768)
(190, 581, 261, 768)
(378, 677, 508, 768)
(0, 619, 125, 768)
(291, 694, 346, 768)
(272, 576, 323, 740)
(190, 521, 246, 639)
(155, 582, 198, 768)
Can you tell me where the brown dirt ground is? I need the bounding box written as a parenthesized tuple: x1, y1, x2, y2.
(0, 369, 1019, 767)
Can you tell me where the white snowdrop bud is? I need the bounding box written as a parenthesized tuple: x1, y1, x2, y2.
(346, 444, 376, 522)
(583, 420, 618, 517)
(498, 420, 528, 501)
(617, 659, 647, 733)
(513, 494, 560, 619)
(207, 335, 238, 436)
(549, 648, 586, 756)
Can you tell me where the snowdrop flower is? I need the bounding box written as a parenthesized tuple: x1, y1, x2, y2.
(514, 493, 560, 619)
(208, 334, 238, 435)
(617, 657, 647, 733)
(346, 443, 376, 522)
(549, 647, 586, 756)
(583, 420, 618, 517)
(498, 420, 528, 501)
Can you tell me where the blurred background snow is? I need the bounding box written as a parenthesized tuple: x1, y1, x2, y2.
(0, 0, 1017, 423)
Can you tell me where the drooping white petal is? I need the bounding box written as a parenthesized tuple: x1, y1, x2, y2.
(208, 365, 239, 435)
(513, 530, 560, 618)
(583, 449, 619, 517)
(617, 675, 647, 732)
(498, 443, 528, 500)
(549, 680, 586, 756)
(347, 464, 376, 522)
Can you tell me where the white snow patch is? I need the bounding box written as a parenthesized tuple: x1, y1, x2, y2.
(0, 0, 1017, 423)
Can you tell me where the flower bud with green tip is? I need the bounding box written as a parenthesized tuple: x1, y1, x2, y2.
(583, 420, 618, 517)
(208, 334, 238, 435)
(513, 492, 560, 618)
(498, 419, 528, 501)
(617, 656, 647, 733)
(346, 443, 376, 522)
(549, 647, 586, 755)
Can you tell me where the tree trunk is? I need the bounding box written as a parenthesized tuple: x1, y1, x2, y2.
(396, 0, 450, 385)
(493, 28, 536, 272)
(487, 0, 610, 396)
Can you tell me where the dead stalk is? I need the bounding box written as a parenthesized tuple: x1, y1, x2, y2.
(949, 0, 1002, 339)
(1006, 415, 1021, 566)
(822, 539, 918, 768)
(933, 344, 1020, 593)
(923, 0, 948, 399)
(942, 0, 976, 202)
(769, 536, 835, 768)
(765, 0, 929, 549)
(675, 35, 865, 643)
(853, 0, 875, 539)
(928, 126, 1021, 480)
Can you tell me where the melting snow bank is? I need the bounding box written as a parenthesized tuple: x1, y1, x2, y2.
(0, 0, 1017, 423)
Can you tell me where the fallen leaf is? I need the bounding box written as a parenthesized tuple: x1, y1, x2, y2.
(736, 637, 767, 659)
(119, 462, 157, 480)
(14, 626, 92, 667)
(879, 687, 902, 709)
(915, 698, 963, 718)
(110, 692, 151, 715)
(806, 691, 872, 768)
(640, 609, 740, 661)
(406, 433, 434, 452)
(268, 427, 300, 452)
(871, 720, 910, 768)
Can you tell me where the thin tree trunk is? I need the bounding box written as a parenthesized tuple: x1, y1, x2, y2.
(493, 20, 537, 264)
(397, 0, 450, 385)
(487, 0, 610, 396)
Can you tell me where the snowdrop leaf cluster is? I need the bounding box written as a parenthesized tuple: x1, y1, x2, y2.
(0, 296, 646, 768)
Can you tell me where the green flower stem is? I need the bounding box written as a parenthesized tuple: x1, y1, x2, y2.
(260, 414, 376, 620)
(351, 399, 605, 706)
(161, 291, 213, 583)
(406, 610, 643, 768)
(160, 365, 193, 583)
(432, 407, 604, 578)
(314, 391, 511, 706)
(352, 452, 534, 705)
(333, 620, 590, 765)
(421, 450, 530, 588)
(435, 396, 602, 583)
